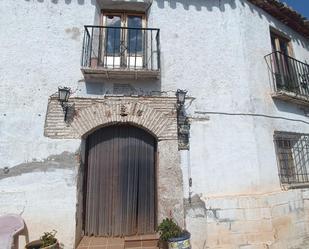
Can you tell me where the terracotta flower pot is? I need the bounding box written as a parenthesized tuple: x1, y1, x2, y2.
(25, 240, 59, 249)
(90, 57, 98, 68)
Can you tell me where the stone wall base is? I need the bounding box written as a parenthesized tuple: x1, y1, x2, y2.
(186, 189, 309, 249)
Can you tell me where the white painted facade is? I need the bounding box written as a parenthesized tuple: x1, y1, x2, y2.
(1, 0, 309, 248)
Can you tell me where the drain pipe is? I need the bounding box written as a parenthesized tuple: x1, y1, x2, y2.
(181, 149, 192, 204)
(187, 149, 192, 204)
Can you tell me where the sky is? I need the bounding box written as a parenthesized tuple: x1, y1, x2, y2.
(280, 0, 309, 19)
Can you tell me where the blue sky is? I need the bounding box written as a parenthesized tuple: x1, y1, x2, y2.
(280, 0, 309, 19)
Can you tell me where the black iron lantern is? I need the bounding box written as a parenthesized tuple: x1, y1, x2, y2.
(58, 86, 71, 103)
(58, 87, 71, 121)
(176, 89, 187, 107)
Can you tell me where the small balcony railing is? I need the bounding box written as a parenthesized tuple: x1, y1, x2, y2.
(265, 51, 309, 102)
(81, 25, 160, 79)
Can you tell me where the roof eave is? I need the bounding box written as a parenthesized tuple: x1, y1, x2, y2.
(247, 0, 309, 39)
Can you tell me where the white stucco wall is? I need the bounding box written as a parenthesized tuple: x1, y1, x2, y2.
(148, 0, 309, 196)
(0, 1, 97, 248)
(1, 0, 309, 248)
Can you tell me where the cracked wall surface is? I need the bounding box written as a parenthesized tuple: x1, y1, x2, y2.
(185, 191, 309, 249)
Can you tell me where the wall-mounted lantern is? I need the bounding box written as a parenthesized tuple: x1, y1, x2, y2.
(176, 89, 187, 107)
(176, 89, 190, 150)
(58, 86, 71, 121)
(58, 86, 71, 103)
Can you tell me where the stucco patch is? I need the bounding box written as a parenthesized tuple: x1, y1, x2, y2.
(184, 194, 207, 218)
(0, 151, 78, 180)
(156, 140, 184, 227)
(65, 27, 81, 41)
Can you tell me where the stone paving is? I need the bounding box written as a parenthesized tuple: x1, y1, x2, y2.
(76, 234, 159, 249)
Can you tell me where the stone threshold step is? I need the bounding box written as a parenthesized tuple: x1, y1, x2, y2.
(77, 235, 160, 249)
(125, 234, 159, 242)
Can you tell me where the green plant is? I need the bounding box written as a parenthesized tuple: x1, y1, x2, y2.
(40, 230, 57, 248)
(157, 218, 182, 241)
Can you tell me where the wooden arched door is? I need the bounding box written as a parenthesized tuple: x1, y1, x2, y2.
(84, 124, 156, 236)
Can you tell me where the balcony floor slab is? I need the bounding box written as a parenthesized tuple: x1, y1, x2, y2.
(272, 90, 309, 106)
(81, 67, 160, 80)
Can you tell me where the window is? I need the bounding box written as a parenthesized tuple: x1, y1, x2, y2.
(269, 28, 302, 93)
(81, 11, 160, 75)
(101, 12, 146, 68)
(274, 132, 309, 187)
(270, 28, 293, 56)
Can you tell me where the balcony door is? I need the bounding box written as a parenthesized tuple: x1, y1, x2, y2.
(270, 30, 297, 91)
(101, 12, 145, 69)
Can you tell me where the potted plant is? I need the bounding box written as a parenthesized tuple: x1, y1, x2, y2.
(25, 230, 59, 249)
(157, 218, 191, 249)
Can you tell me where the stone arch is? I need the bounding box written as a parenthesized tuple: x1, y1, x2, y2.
(72, 98, 184, 245)
(71, 100, 175, 140)
(45, 96, 184, 246)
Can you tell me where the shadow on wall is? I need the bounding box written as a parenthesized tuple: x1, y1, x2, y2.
(84, 78, 162, 96)
(24, 0, 96, 5)
(154, 0, 308, 49)
(155, 0, 236, 11)
(23, 0, 309, 50)
(238, 0, 309, 48)
(24, 0, 236, 9)
(273, 99, 308, 117)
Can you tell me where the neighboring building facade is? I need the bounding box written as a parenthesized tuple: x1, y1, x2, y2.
(1, 0, 309, 248)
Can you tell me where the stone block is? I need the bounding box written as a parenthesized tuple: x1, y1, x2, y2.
(205, 197, 239, 210)
(237, 196, 268, 209)
(230, 220, 273, 234)
(246, 232, 275, 244)
(216, 209, 245, 221)
(271, 203, 290, 218)
(302, 189, 309, 199)
(267, 191, 299, 207)
(244, 208, 271, 221)
(238, 244, 266, 249)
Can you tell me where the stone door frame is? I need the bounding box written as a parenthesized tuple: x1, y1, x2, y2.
(44, 96, 184, 246)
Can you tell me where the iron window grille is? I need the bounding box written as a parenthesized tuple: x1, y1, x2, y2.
(274, 132, 309, 187)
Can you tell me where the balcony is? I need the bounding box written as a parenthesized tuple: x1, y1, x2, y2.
(265, 51, 309, 105)
(81, 25, 160, 80)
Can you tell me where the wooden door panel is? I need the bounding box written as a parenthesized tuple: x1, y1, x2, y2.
(84, 125, 156, 236)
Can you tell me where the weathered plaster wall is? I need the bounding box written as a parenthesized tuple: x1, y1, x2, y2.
(0, 0, 96, 248)
(1, 0, 309, 248)
(148, 0, 309, 248)
(0, 152, 79, 248)
(148, 0, 309, 195)
(0, 0, 97, 166)
(154, 1, 308, 248)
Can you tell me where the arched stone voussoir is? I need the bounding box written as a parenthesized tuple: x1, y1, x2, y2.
(70, 100, 174, 140)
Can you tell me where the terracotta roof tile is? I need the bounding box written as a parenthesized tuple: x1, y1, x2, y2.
(247, 0, 309, 39)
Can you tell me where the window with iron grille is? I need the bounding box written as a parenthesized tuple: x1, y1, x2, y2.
(274, 132, 309, 186)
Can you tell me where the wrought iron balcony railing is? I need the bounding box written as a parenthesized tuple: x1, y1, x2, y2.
(265, 51, 309, 100)
(81, 25, 160, 79)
